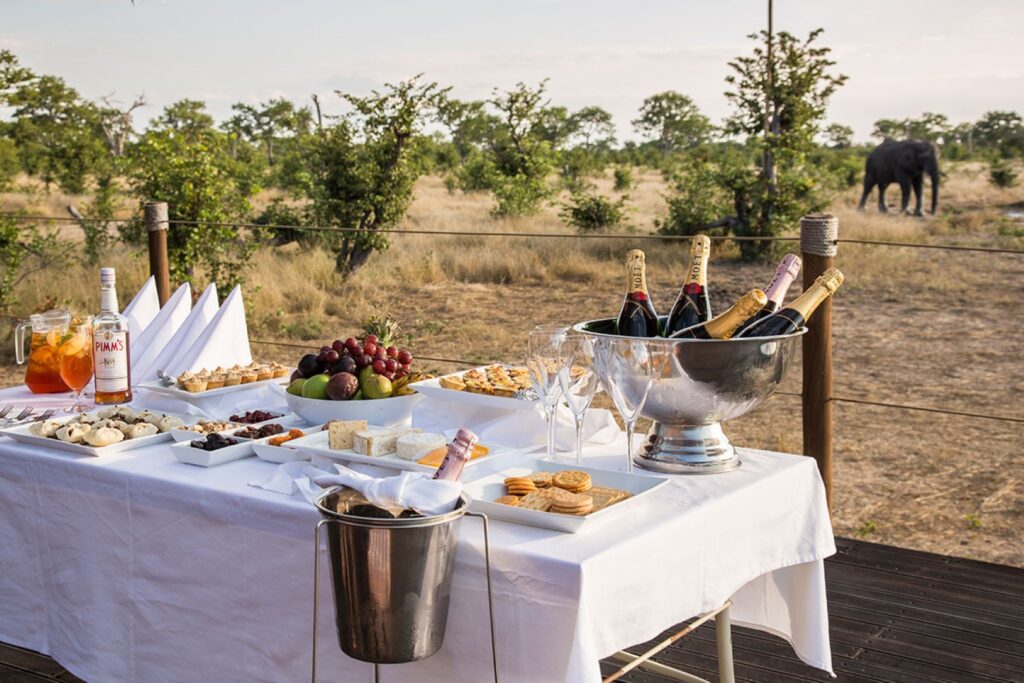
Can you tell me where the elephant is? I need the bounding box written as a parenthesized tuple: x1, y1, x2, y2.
(858, 139, 940, 216)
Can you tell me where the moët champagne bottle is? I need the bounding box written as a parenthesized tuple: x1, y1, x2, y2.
(735, 254, 802, 335)
(615, 249, 660, 337)
(736, 267, 844, 338)
(664, 234, 712, 336)
(670, 289, 767, 340)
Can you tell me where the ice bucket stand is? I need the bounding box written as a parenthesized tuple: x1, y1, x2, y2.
(311, 499, 499, 683)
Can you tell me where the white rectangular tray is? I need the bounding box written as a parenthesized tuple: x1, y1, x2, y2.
(170, 412, 302, 442)
(138, 375, 291, 403)
(0, 412, 184, 457)
(170, 435, 256, 467)
(288, 429, 505, 473)
(463, 457, 668, 533)
(411, 366, 538, 412)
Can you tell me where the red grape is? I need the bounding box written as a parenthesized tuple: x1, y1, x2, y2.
(386, 346, 398, 359)
(397, 350, 412, 364)
(400, 362, 411, 371)
(383, 371, 396, 381)
(355, 354, 372, 368)
(325, 349, 339, 364)
(345, 337, 359, 351)
(320, 346, 331, 356)
(372, 359, 386, 374)
(331, 340, 345, 353)
(394, 369, 406, 379)
(362, 343, 378, 357)
(365, 334, 379, 346)
(384, 358, 398, 372)
(374, 348, 387, 361)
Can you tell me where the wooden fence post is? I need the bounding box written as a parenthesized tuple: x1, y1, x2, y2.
(144, 202, 171, 306)
(800, 213, 837, 512)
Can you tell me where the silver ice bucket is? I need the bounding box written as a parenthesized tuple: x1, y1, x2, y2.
(313, 487, 469, 664)
(577, 317, 805, 474)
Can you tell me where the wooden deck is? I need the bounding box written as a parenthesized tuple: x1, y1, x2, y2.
(3, 538, 1022, 682)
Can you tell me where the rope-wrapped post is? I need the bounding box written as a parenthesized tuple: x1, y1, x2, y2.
(800, 213, 837, 512)
(144, 202, 171, 306)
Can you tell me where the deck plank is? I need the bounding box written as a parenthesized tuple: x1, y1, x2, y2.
(3, 538, 1023, 682)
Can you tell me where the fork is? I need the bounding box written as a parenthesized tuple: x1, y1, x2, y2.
(0, 405, 13, 419)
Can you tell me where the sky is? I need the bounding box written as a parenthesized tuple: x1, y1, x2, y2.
(2, 0, 1023, 142)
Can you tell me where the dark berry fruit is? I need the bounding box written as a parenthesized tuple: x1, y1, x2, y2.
(372, 359, 387, 374)
(397, 350, 413, 365)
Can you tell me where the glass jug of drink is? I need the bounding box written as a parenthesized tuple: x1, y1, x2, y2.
(15, 309, 72, 393)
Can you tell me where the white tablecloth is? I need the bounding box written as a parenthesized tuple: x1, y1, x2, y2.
(0, 433, 835, 682)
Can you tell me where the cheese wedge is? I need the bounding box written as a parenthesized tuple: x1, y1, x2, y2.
(395, 432, 446, 461)
(353, 428, 421, 457)
(417, 443, 490, 468)
(326, 420, 368, 451)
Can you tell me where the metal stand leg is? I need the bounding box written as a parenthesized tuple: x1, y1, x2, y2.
(715, 604, 735, 683)
(604, 601, 732, 683)
(466, 511, 500, 683)
(312, 519, 335, 683)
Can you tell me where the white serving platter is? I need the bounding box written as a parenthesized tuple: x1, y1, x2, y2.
(0, 411, 185, 457)
(170, 435, 256, 467)
(411, 366, 538, 412)
(170, 412, 302, 442)
(253, 436, 313, 464)
(288, 429, 505, 474)
(137, 374, 291, 403)
(462, 457, 669, 533)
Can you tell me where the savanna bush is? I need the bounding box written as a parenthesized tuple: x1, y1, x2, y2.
(613, 166, 633, 192)
(988, 160, 1018, 188)
(561, 192, 628, 232)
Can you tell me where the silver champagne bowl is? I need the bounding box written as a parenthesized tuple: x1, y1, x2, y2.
(575, 317, 805, 474)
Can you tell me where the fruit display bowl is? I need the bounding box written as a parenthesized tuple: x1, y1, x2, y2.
(280, 388, 421, 428)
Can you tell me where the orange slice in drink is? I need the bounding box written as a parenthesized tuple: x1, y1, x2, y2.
(46, 328, 64, 348)
(417, 443, 490, 468)
(60, 334, 86, 357)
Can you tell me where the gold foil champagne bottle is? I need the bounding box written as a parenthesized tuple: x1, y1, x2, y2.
(669, 289, 767, 339)
(615, 249, 660, 337)
(664, 234, 712, 336)
(736, 267, 844, 338)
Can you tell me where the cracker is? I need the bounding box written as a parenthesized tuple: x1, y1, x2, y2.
(494, 495, 521, 507)
(517, 491, 552, 511)
(553, 470, 592, 493)
(528, 471, 553, 488)
(588, 486, 630, 511)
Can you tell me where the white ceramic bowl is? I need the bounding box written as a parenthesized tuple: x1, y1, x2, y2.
(281, 389, 420, 427)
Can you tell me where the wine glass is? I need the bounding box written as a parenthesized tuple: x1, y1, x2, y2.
(58, 319, 94, 413)
(527, 325, 567, 460)
(557, 332, 599, 466)
(595, 338, 653, 473)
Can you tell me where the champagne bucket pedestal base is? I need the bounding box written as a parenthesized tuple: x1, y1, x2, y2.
(635, 422, 741, 474)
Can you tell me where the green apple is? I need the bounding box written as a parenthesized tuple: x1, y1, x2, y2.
(362, 374, 393, 400)
(286, 378, 306, 396)
(301, 373, 331, 400)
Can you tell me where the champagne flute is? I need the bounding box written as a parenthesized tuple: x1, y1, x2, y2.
(58, 319, 94, 413)
(557, 332, 598, 466)
(527, 325, 566, 459)
(595, 338, 653, 473)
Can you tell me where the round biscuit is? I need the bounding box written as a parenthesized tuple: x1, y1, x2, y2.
(494, 495, 521, 507)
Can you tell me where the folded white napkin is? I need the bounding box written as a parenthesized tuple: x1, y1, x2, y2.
(248, 461, 323, 502)
(412, 401, 620, 452)
(143, 283, 218, 383)
(121, 276, 160, 340)
(130, 282, 192, 380)
(164, 285, 252, 377)
(313, 465, 462, 516)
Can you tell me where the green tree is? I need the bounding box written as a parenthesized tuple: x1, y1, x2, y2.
(568, 106, 616, 151)
(128, 125, 256, 287)
(308, 76, 446, 274)
(0, 213, 70, 314)
(485, 81, 557, 217)
(973, 111, 1024, 158)
(0, 138, 19, 191)
(154, 99, 215, 141)
(872, 118, 905, 141)
(823, 123, 853, 148)
(632, 91, 712, 154)
(662, 29, 846, 260)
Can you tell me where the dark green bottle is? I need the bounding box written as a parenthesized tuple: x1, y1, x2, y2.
(615, 249, 660, 337)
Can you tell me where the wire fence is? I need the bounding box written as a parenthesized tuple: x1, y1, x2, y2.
(3, 210, 1023, 428)
(4, 212, 1024, 255)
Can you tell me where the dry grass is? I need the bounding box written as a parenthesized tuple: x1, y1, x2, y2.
(2, 162, 1023, 566)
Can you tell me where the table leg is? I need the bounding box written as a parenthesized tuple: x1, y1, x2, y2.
(715, 604, 735, 683)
